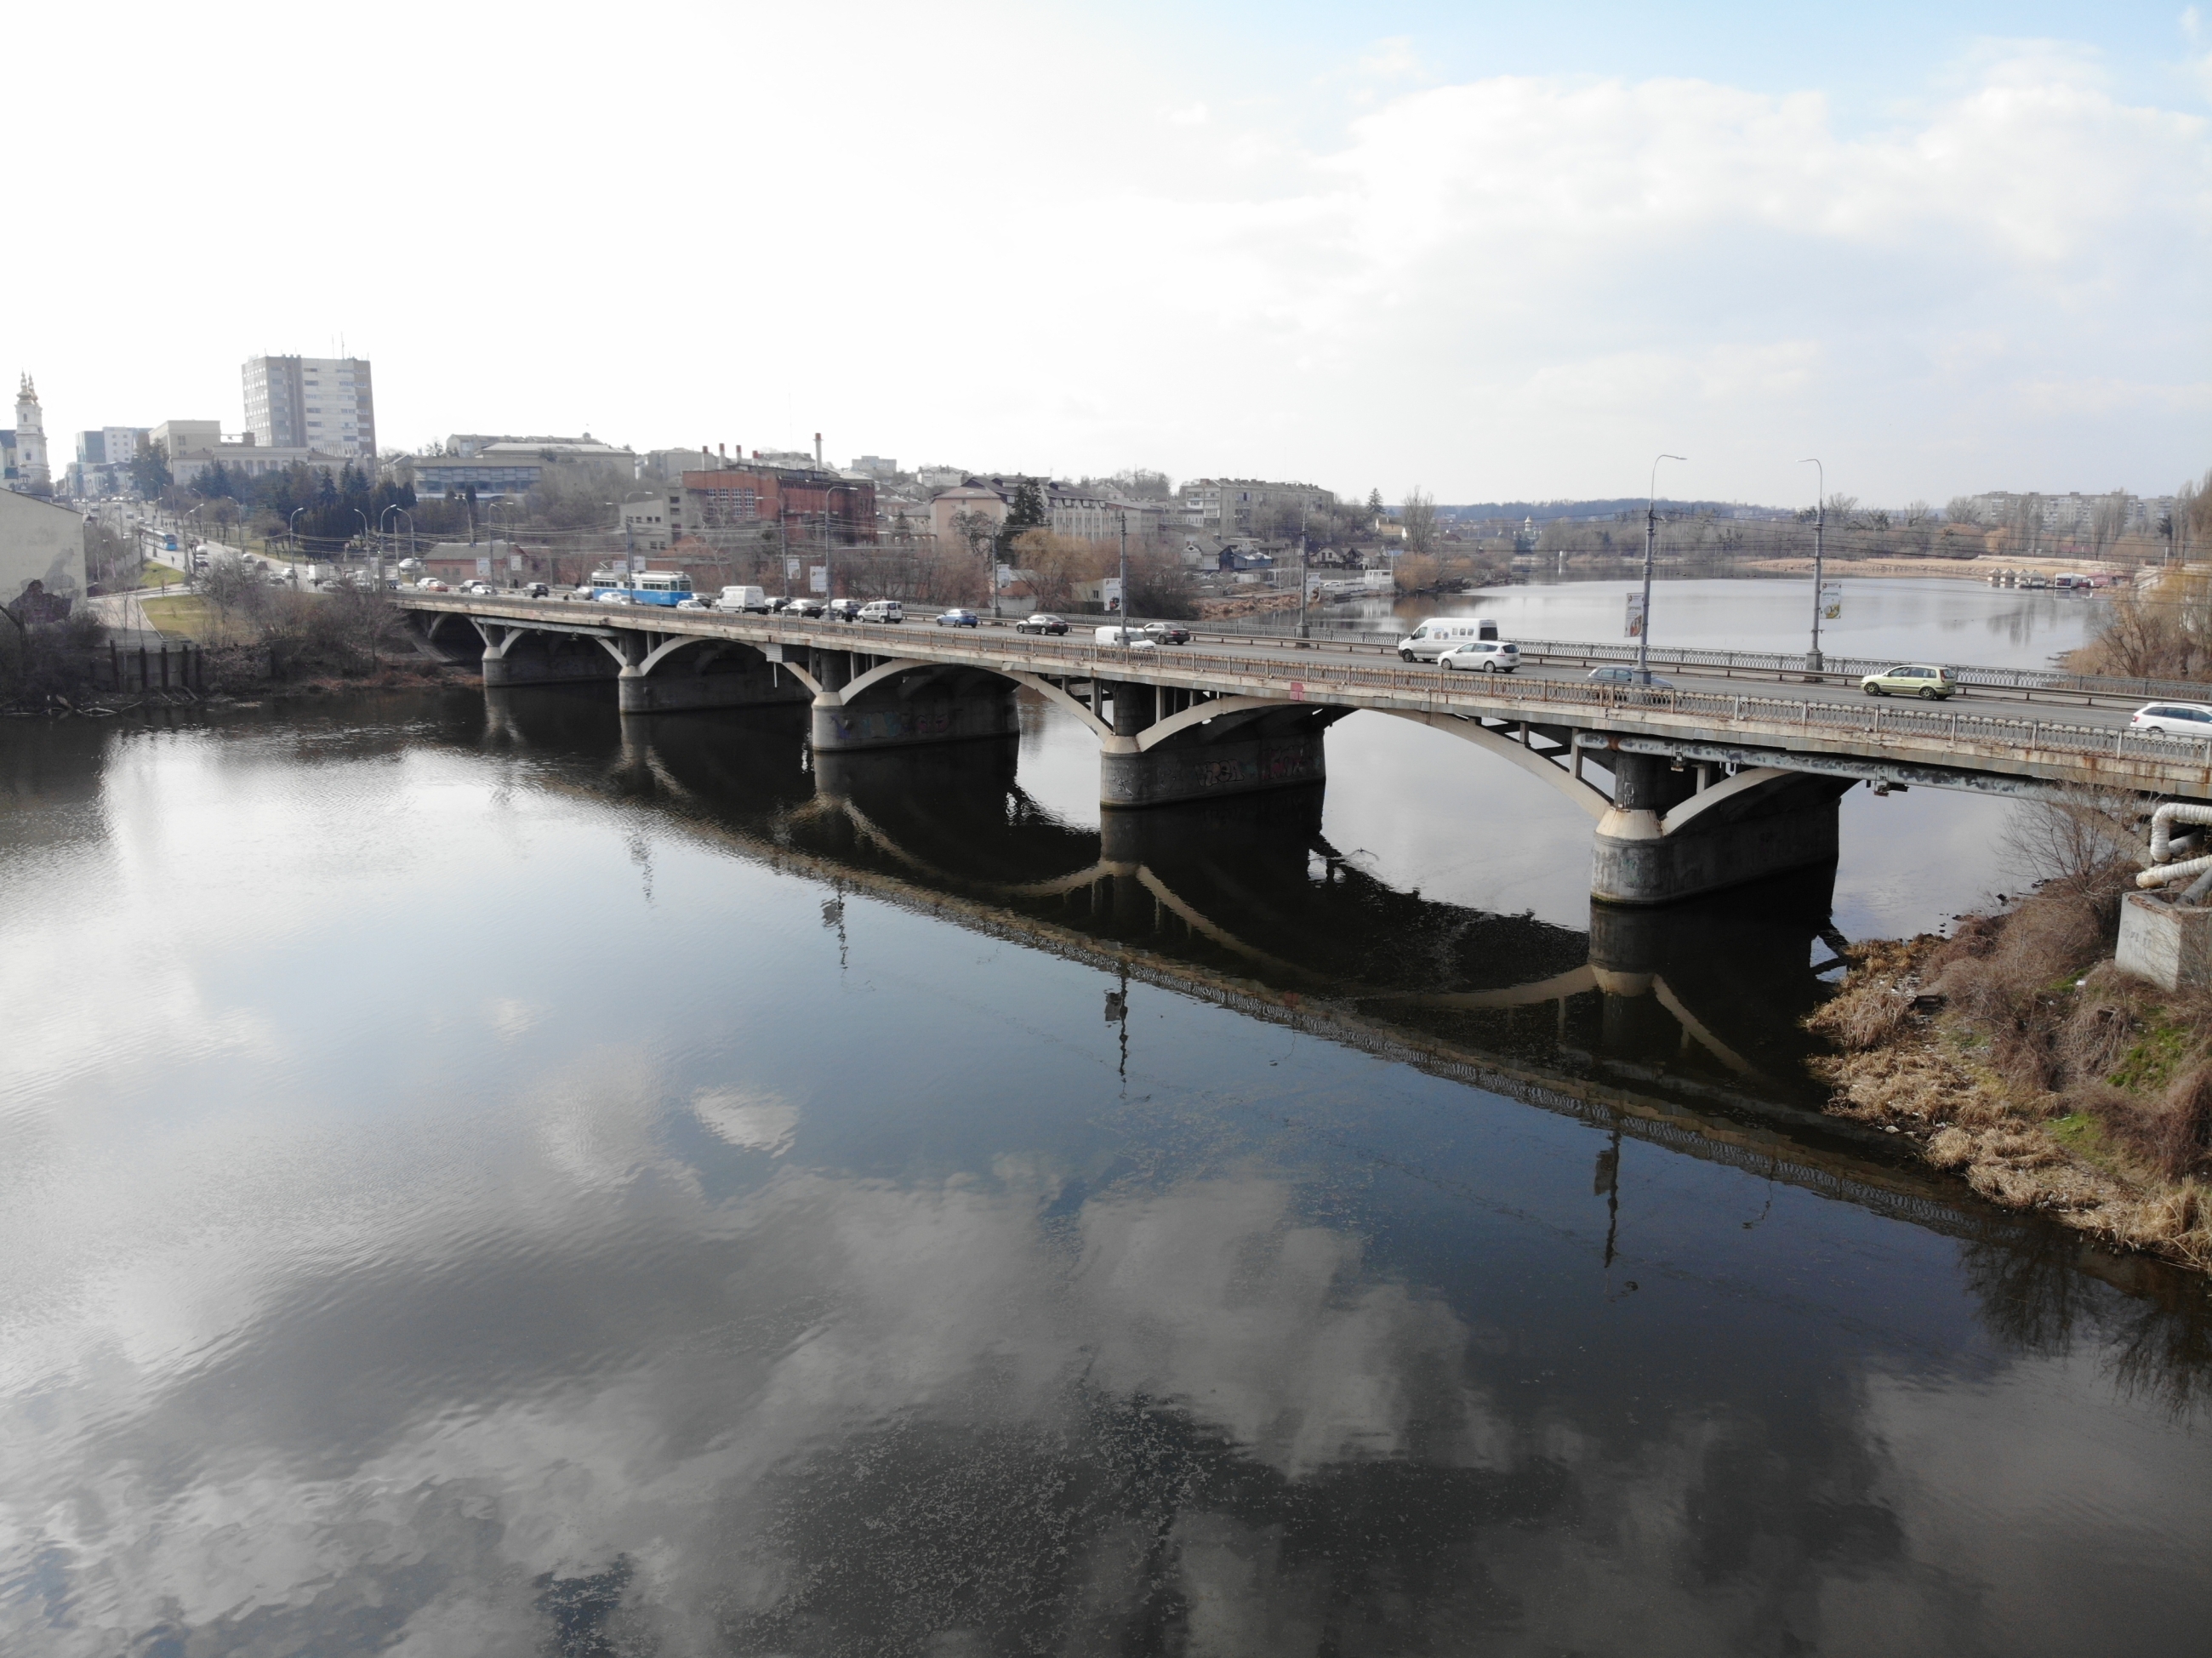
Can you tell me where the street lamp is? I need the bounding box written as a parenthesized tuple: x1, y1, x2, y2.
(1638, 454, 1685, 684)
(288, 506, 306, 554)
(1799, 459, 1826, 670)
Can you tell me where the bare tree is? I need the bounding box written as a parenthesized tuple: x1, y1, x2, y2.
(1401, 488, 1439, 556)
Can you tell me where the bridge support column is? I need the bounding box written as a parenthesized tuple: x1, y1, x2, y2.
(1590, 750, 1845, 906)
(1100, 704, 1337, 809)
(617, 642, 808, 715)
(810, 664, 1021, 752)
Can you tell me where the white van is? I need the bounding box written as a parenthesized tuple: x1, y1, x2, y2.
(717, 584, 768, 612)
(1398, 616, 1501, 662)
(1095, 624, 1156, 649)
(858, 599, 904, 624)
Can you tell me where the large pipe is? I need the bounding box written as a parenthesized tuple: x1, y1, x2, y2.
(2148, 801, 2212, 863)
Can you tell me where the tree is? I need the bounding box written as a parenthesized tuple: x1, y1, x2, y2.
(130, 441, 172, 500)
(1401, 488, 1439, 556)
(1365, 487, 1384, 518)
(1944, 497, 1981, 525)
(995, 480, 1046, 556)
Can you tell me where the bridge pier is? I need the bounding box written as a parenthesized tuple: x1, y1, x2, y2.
(1588, 749, 1849, 906)
(616, 638, 807, 715)
(1100, 698, 1341, 809)
(810, 657, 1021, 752)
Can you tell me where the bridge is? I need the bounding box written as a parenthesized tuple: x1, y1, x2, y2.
(400, 593, 2212, 905)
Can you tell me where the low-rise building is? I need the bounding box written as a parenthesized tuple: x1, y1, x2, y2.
(0, 487, 88, 615)
(930, 486, 1009, 548)
(412, 437, 636, 500)
(681, 463, 877, 545)
(1176, 477, 1335, 538)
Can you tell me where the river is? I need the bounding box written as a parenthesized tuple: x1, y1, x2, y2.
(3, 578, 2208, 1655)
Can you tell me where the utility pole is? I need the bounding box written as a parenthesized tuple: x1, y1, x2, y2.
(1117, 510, 1129, 638)
(1297, 501, 1310, 641)
(1800, 458, 1825, 671)
(1639, 454, 1685, 685)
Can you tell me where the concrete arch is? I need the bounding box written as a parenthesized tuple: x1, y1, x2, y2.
(1000, 670, 1114, 740)
(836, 656, 935, 703)
(1377, 709, 1613, 822)
(1135, 694, 1294, 753)
(1657, 765, 1793, 835)
(638, 632, 727, 675)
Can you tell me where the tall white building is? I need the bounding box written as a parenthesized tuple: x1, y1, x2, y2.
(242, 356, 376, 461)
(3, 374, 51, 493)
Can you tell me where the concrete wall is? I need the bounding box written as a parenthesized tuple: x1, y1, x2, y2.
(0, 490, 88, 616)
(2117, 892, 2212, 992)
(811, 673, 1020, 749)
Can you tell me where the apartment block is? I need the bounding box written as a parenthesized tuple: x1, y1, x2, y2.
(242, 356, 377, 461)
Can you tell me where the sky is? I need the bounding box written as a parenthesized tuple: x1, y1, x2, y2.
(9, 1, 2209, 505)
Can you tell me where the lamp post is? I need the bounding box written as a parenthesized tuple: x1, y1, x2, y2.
(1297, 501, 1310, 641)
(1638, 454, 1685, 684)
(288, 506, 306, 556)
(1117, 510, 1130, 641)
(1799, 459, 1826, 670)
(381, 505, 413, 590)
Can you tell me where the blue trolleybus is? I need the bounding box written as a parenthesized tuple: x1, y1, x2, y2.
(586, 568, 693, 607)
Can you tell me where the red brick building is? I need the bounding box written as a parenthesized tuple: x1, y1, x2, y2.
(681, 464, 877, 544)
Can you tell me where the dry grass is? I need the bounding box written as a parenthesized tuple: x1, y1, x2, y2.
(1809, 884, 2212, 1273)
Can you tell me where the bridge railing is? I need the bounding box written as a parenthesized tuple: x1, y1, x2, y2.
(406, 597, 2212, 778)
(1211, 618, 2212, 706)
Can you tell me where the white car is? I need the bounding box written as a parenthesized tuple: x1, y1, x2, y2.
(596, 590, 634, 605)
(1095, 624, 1156, 650)
(1440, 641, 1520, 674)
(2129, 702, 2212, 737)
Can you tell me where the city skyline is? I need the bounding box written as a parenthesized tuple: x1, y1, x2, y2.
(8, 1, 2207, 504)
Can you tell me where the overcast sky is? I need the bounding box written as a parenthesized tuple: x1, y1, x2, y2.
(11, 1, 2208, 504)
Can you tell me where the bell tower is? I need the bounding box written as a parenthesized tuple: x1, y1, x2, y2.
(14, 374, 48, 491)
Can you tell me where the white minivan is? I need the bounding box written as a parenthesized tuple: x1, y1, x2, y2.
(1094, 624, 1156, 649)
(1397, 617, 1502, 662)
(858, 599, 904, 624)
(717, 584, 768, 612)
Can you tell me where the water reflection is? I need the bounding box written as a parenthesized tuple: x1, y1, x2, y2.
(2, 692, 2209, 1655)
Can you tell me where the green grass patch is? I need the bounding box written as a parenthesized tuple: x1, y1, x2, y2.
(133, 563, 187, 590)
(2108, 1018, 2192, 1093)
(139, 594, 223, 641)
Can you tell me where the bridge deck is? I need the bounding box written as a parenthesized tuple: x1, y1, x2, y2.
(400, 595, 2212, 801)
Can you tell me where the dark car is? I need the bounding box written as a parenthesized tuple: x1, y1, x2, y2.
(1588, 665, 1675, 691)
(1143, 622, 1191, 645)
(825, 599, 861, 622)
(1016, 613, 1069, 635)
(935, 608, 980, 628)
(784, 597, 825, 618)
(524, 582, 550, 598)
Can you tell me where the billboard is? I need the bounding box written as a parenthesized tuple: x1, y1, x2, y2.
(1624, 591, 1646, 638)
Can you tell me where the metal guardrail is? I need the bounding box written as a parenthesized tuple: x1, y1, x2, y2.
(403, 597, 2212, 783)
(1208, 618, 2212, 708)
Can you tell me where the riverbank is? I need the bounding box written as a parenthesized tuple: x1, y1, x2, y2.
(1810, 884, 2212, 1272)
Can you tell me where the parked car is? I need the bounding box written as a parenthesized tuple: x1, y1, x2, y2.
(1143, 622, 1191, 645)
(1016, 612, 1069, 635)
(2130, 702, 2212, 737)
(825, 599, 862, 622)
(1095, 624, 1156, 650)
(858, 599, 904, 624)
(935, 608, 979, 628)
(1861, 664, 1958, 699)
(1587, 665, 1673, 690)
(1397, 616, 1502, 662)
(1440, 641, 1520, 673)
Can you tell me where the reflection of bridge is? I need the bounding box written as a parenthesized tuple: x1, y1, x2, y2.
(413, 597, 2212, 904)
(473, 691, 2212, 1331)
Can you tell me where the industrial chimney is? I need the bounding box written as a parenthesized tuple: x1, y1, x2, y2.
(814, 432, 823, 468)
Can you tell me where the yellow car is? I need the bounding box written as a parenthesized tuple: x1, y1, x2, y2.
(1860, 663, 1958, 699)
